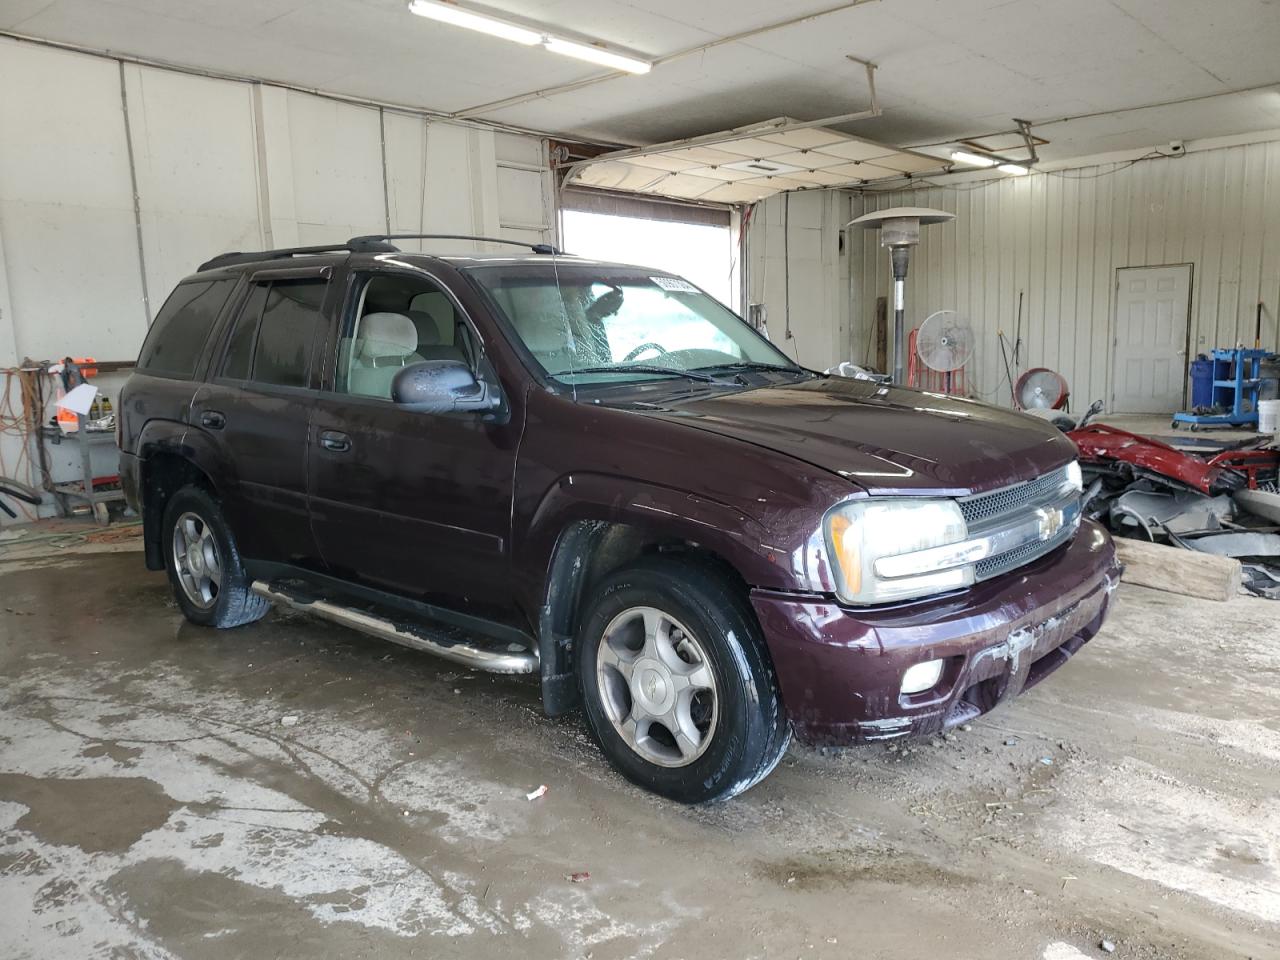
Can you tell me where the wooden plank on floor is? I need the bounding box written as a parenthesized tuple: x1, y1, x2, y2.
(1113, 536, 1241, 602)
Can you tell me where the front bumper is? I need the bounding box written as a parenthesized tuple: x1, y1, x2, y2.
(750, 520, 1120, 745)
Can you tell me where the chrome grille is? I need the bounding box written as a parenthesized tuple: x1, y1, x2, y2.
(958, 465, 1081, 581)
(974, 522, 1074, 580)
(959, 465, 1072, 527)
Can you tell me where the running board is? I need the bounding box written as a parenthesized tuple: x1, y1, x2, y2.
(250, 580, 538, 675)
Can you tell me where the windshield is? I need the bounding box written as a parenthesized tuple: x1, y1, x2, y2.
(467, 264, 799, 384)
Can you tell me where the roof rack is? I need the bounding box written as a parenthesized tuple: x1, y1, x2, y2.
(198, 233, 560, 272)
(347, 234, 561, 256)
(198, 239, 397, 272)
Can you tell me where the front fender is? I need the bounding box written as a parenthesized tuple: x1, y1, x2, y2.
(517, 472, 787, 604)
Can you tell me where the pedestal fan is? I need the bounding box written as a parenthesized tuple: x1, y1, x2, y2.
(910, 310, 974, 396)
(1014, 367, 1069, 410)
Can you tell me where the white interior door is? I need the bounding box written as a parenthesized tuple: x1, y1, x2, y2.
(1111, 264, 1192, 414)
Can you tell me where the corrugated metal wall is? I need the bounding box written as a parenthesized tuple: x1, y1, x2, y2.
(849, 138, 1280, 408)
(744, 189, 849, 370)
(0, 37, 556, 368)
(0, 37, 555, 522)
(749, 135, 1280, 408)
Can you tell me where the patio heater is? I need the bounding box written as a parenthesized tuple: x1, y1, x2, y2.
(847, 207, 955, 384)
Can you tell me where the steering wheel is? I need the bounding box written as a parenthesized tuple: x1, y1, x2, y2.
(623, 342, 668, 362)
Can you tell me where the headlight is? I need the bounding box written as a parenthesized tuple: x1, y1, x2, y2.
(1065, 460, 1083, 492)
(824, 498, 973, 605)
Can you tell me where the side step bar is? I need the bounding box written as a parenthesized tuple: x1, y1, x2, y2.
(250, 580, 538, 675)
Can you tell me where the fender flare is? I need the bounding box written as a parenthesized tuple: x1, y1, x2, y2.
(134, 419, 233, 568)
(520, 472, 787, 715)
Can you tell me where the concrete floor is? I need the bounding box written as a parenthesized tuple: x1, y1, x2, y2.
(1, 543, 1278, 960)
(1097, 413, 1267, 445)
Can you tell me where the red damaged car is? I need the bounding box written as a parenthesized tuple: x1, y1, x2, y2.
(119, 236, 1120, 802)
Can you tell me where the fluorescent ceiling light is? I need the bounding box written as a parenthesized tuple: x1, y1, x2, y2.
(544, 37, 651, 74)
(407, 1, 651, 74)
(998, 163, 1029, 175)
(951, 150, 998, 168)
(407, 0, 540, 44)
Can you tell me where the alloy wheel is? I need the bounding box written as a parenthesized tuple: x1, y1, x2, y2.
(595, 605, 718, 768)
(171, 511, 222, 609)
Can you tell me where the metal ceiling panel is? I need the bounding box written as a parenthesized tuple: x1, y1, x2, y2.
(767, 150, 851, 170)
(708, 137, 797, 159)
(567, 117, 945, 203)
(760, 127, 848, 149)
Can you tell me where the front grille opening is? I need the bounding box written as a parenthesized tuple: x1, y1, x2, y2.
(958, 465, 1080, 582)
(959, 466, 1071, 526)
(974, 531, 1072, 581)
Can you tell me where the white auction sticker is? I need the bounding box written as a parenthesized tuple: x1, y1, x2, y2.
(651, 276, 699, 293)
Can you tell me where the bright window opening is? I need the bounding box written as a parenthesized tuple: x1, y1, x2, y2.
(560, 210, 737, 308)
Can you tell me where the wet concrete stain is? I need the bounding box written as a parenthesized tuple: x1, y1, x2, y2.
(0, 773, 178, 853)
(759, 849, 974, 890)
(1, 550, 1278, 960)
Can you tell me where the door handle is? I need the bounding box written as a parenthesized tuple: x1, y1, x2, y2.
(200, 410, 226, 430)
(319, 430, 352, 453)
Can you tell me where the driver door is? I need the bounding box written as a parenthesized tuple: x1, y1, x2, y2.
(306, 266, 522, 625)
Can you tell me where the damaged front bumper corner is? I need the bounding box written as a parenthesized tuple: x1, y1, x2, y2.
(750, 520, 1121, 746)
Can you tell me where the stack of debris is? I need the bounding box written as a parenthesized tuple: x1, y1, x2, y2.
(1067, 422, 1280, 599)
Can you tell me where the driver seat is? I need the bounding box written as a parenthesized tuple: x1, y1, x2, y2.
(348, 312, 423, 398)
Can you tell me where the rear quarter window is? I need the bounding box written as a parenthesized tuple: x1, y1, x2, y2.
(136, 279, 237, 379)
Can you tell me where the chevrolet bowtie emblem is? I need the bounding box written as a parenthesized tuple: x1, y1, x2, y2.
(1035, 506, 1064, 540)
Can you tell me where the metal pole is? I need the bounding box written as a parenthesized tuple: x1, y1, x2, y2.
(890, 246, 910, 384)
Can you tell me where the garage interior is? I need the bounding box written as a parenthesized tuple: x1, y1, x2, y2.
(2, 1, 1279, 958)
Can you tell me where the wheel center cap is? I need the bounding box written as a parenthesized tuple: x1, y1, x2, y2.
(632, 658, 673, 714)
(188, 548, 204, 575)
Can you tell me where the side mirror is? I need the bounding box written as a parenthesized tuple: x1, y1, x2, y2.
(391, 360, 498, 413)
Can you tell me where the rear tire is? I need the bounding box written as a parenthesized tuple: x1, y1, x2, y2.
(162, 485, 269, 628)
(576, 557, 790, 803)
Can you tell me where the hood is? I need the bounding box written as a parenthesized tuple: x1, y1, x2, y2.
(630, 377, 1077, 496)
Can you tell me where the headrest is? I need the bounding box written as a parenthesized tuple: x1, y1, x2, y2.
(406, 310, 443, 346)
(356, 312, 417, 359)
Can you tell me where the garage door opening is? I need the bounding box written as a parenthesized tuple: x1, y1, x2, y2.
(560, 191, 737, 308)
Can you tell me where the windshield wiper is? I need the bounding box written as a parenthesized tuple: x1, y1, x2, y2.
(693, 360, 805, 374)
(550, 364, 725, 383)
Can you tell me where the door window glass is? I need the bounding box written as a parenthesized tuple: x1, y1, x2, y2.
(218, 278, 327, 387)
(220, 284, 268, 380)
(338, 274, 474, 399)
(253, 280, 328, 388)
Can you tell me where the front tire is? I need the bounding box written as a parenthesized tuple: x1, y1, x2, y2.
(162, 485, 269, 628)
(576, 558, 790, 803)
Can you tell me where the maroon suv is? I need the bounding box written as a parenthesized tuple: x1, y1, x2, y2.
(119, 234, 1120, 803)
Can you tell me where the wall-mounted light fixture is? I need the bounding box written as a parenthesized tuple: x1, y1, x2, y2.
(408, 0, 652, 74)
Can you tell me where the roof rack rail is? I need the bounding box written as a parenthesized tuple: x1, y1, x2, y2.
(197, 233, 561, 273)
(347, 234, 562, 256)
(198, 239, 398, 272)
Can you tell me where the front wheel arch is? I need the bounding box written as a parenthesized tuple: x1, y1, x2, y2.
(537, 519, 765, 718)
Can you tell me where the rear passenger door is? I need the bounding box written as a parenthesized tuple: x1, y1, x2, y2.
(191, 267, 333, 570)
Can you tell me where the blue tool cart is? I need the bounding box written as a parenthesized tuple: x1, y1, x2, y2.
(1172, 347, 1269, 430)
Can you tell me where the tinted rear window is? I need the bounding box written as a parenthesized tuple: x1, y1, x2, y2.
(215, 278, 327, 388)
(136, 279, 237, 378)
(220, 284, 269, 381)
(253, 281, 327, 388)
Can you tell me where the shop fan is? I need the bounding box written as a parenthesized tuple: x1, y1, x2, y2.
(1014, 367, 1069, 409)
(910, 310, 974, 395)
